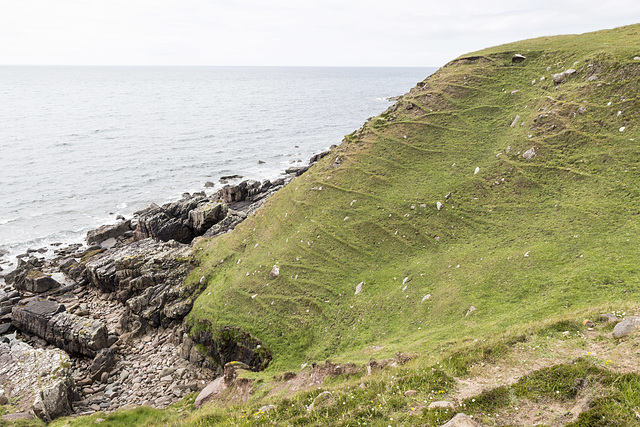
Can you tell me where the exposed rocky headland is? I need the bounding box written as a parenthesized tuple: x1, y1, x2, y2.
(0, 149, 331, 422)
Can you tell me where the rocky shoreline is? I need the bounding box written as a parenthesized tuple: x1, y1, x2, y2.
(0, 149, 331, 422)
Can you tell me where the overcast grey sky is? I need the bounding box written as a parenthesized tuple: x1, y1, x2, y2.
(2, 0, 639, 66)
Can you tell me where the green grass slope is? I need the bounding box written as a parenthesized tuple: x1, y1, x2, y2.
(187, 24, 640, 371)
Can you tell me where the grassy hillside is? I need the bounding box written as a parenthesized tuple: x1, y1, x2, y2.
(47, 24, 640, 427)
(186, 24, 640, 372)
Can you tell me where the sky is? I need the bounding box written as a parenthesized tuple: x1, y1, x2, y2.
(1, 0, 639, 67)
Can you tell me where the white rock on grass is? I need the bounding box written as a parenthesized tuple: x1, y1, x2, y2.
(523, 147, 536, 160)
(437, 202, 443, 211)
(355, 282, 364, 295)
(269, 265, 280, 279)
(474, 167, 480, 175)
(421, 294, 431, 303)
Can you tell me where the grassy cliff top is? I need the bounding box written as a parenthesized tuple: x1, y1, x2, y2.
(187, 24, 640, 371)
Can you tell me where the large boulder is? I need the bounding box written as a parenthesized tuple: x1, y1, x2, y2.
(0, 336, 75, 421)
(45, 311, 108, 357)
(15, 270, 61, 293)
(188, 202, 228, 235)
(32, 378, 76, 422)
(10, 299, 64, 338)
(11, 299, 108, 357)
(134, 195, 207, 243)
(612, 316, 640, 338)
(86, 220, 133, 245)
(134, 206, 195, 243)
(220, 180, 259, 204)
(194, 376, 226, 409)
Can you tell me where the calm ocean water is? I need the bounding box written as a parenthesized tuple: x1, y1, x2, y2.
(0, 66, 436, 266)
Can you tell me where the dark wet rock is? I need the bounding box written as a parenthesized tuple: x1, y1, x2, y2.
(220, 174, 243, 181)
(309, 149, 331, 164)
(285, 165, 310, 176)
(204, 181, 215, 188)
(86, 220, 133, 245)
(134, 205, 195, 244)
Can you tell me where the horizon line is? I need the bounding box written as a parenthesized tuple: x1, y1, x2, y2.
(0, 64, 440, 68)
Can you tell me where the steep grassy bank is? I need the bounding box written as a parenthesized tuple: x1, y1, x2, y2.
(186, 24, 640, 371)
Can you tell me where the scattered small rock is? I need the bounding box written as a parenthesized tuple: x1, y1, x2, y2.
(437, 202, 443, 211)
(258, 404, 276, 412)
(582, 319, 596, 328)
(404, 390, 417, 396)
(512, 54, 526, 63)
(355, 282, 364, 295)
(269, 265, 280, 280)
(510, 115, 520, 128)
(204, 181, 215, 188)
(421, 295, 431, 303)
(465, 306, 476, 317)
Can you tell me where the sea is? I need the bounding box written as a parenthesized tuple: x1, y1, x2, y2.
(0, 66, 437, 270)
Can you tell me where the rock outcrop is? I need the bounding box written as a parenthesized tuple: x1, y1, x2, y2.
(72, 238, 195, 330)
(132, 179, 288, 244)
(11, 299, 108, 357)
